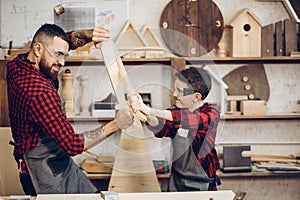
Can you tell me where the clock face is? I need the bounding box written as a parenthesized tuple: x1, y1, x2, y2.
(160, 0, 224, 57)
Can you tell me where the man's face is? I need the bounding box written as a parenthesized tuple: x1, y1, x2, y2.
(39, 36, 69, 80)
(173, 78, 196, 109)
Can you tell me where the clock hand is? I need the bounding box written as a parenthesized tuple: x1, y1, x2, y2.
(183, 16, 201, 29)
(183, 16, 193, 25)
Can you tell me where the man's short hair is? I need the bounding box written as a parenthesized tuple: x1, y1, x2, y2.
(31, 23, 69, 48)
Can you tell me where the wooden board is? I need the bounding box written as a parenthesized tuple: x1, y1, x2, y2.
(36, 190, 235, 200)
(275, 21, 284, 56)
(81, 159, 113, 174)
(0, 60, 10, 126)
(0, 128, 24, 195)
(170, 58, 186, 107)
(261, 24, 274, 57)
(117, 191, 235, 200)
(284, 19, 297, 56)
(100, 40, 160, 192)
(36, 194, 101, 200)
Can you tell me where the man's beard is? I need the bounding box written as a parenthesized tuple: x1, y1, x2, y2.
(39, 60, 59, 80)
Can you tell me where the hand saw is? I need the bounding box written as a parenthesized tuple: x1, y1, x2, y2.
(100, 39, 147, 122)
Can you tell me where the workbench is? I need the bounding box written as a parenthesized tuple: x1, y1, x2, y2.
(86, 170, 300, 200)
(0, 190, 235, 200)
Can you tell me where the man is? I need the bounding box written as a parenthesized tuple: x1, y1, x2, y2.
(6, 23, 134, 194)
(129, 67, 221, 191)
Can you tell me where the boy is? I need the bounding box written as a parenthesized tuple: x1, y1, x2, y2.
(129, 67, 221, 191)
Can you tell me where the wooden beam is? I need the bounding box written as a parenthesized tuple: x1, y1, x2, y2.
(100, 40, 161, 192)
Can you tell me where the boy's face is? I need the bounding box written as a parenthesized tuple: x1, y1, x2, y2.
(173, 78, 200, 110)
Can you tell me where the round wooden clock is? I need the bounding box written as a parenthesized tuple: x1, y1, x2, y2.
(160, 0, 224, 57)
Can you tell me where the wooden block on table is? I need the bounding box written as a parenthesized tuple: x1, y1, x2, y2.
(226, 95, 248, 101)
(241, 100, 267, 115)
(226, 95, 248, 115)
(81, 159, 113, 174)
(284, 19, 297, 56)
(275, 21, 283, 56)
(96, 154, 115, 163)
(261, 23, 274, 57)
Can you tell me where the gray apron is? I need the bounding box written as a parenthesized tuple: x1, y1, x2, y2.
(168, 130, 219, 192)
(23, 132, 97, 194)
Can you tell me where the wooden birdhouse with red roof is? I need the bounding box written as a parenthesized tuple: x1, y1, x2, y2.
(227, 9, 262, 57)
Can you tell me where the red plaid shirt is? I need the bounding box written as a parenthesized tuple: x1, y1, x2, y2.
(6, 52, 84, 174)
(148, 104, 220, 190)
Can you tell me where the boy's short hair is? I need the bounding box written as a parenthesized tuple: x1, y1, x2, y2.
(175, 66, 211, 100)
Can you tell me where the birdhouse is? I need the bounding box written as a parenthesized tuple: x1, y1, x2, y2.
(115, 20, 148, 58)
(115, 20, 166, 58)
(227, 9, 262, 57)
(140, 25, 165, 58)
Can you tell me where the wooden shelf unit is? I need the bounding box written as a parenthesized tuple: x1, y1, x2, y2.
(1, 57, 300, 126)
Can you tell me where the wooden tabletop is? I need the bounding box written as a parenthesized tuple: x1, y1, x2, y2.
(15, 190, 235, 200)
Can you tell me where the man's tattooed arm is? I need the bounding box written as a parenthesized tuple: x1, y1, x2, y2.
(70, 29, 93, 48)
(83, 125, 106, 150)
(83, 120, 120, 150)
(83, 125, 104, 139)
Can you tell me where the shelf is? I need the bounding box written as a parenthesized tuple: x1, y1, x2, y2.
(2, 56, 300, 67)
(217, 169, 300, 178)
(63, 56, 300, 66)
(221, 113, 300, 120)
(68, 117, 113, 122)
(67, 113, 300, 122)
(86, 170, 300, 180)
(65, 57, 171, 66)
(185, 56, 300, 64)
(86, 172, 171, 180)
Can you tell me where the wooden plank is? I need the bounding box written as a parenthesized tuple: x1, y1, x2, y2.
(100, 40, 160, 192)
(118, 191, 235, 200)
(170, 58, 186, 107)
(0, 128, 24, 195)
(284, 19, 297, 56)
(0, 60, 10, 126)
(275, 21, 284, 56)
(261, 24, 274, 57)
(81, 159, 113, 174)
(36, 194, 100, 200)
(36, 190, 235, 200)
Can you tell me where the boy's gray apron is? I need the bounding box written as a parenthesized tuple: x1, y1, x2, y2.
(23, 132, 97, 194)
(168, 131, 220, 191)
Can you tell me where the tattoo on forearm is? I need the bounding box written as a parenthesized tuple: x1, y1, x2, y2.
(71, 31, 93, 48)
(83, 126, 104, 140)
